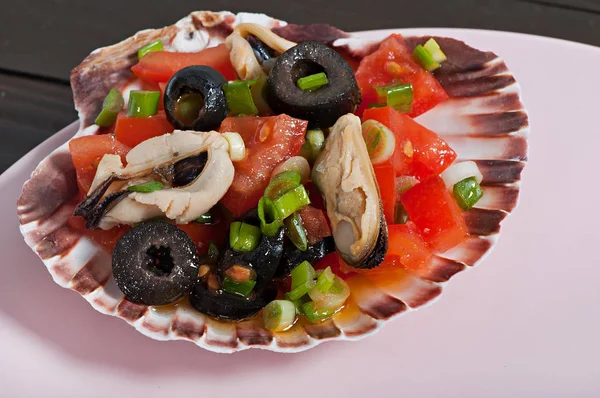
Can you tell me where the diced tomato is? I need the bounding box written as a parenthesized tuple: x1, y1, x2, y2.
(114, 112, 174, 147)
(400, 176, 467, 252)
(387, 222, 433, 271)
(69, 134, 130, 193)
(176, 222, 228, 256)
(68, 216, 130, 253)
(363, 106, 456, 180)
(305, 182, 325, 211)
(298, 206, 331, 245)
(355, 34, 448, 118)
(131, 44, 237, 84)
(373, 161, 397, 225)
(219, 115, 307, 217)
(314, 252, 351, 279)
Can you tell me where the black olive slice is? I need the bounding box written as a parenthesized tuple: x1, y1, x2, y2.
(217, 209, 285, 291)
(265, 41, 361, 128)
(189, 281, 277, 321)
(164, 65, 228, 131)
(112, 221, 200, 305)
(276, 236, 335, 277)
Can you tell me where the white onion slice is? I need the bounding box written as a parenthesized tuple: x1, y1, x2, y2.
(361, 119, 396, 165)
(440, 161, 483, 190)
(221, 132, 246, 161)
(272, 156, 311, 184)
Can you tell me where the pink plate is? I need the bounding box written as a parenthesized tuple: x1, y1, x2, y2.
(2, 27, 599, 395)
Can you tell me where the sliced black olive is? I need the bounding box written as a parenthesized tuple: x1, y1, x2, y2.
(189, 280, 277, 321)
(265, 41, 361, 128)
(276, 236, 335, 277)
(112, 221, 199, 305)
(217, 209, 285, 291)
(164, 65, 228, 131)
(172, 152, 208, 187)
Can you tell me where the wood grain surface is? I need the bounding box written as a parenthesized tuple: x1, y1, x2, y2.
(1, 0, 598, 172)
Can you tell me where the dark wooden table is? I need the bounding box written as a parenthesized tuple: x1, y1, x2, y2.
(1, 0, 599, 172)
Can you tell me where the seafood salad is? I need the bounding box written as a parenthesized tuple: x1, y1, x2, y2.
(18, 11, 528, 351)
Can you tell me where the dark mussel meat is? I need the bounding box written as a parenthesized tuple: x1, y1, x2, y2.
(112, 221, 199, 305)
(164, 65, 228, 131)
(172, 152, 208, 187)
(216, 209, 285, 291)
(276, 236, 335, 277)
(246, 35, 277, 64)
(189, 281, 277, 321)
(265, 41, 361, 128)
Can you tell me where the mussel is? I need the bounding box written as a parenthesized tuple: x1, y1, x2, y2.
(73, 131, 234, 229)
(265, 41, 361, 128)
(312, 114, 388, 269)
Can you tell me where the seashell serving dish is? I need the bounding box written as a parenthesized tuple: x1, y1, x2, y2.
(17, 11, 528, 353)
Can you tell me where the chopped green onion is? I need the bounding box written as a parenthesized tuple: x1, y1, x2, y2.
(222, 276, 256, 297)
(229, 222, 262, 252)
(301, 301, 337, 323)
(314, 266, 335, 293)
(221, 132, 246, 161)
(195, 212, 213, 224)
(263, 300, 296, 332)
(127, 90, 160, 117)
(361, 119, 396, 164)
(223, 80, 259, 116)
(286, 280, 316, 301)
(273, 185, 310, 219)
(264, 178, 300, 201)
(258, 196, 283, 236)
(299, 129, 325, 163)
(94, 89, 124, 127)
(413, 44, 441, 72)
(137, 40, 163, 59)
(127, 181, 163, 193)
(423, 38, 447, 63)
(306, 275, 350, 315)
(297, 72, 328, 91)
(272, 170, 302, 184)
(291, 295, 310, 315)
(374, 82, 414, 113)
(207, 241, 219, 264)
(453, 177, 483, 210)
(397, 176, 420, 195)
(250, 74, 272, 115)
(395, 202, 409, 224)
(291, 260, 316, 290)
(368, 103, 386, 108)
(284, 212, 308, 251)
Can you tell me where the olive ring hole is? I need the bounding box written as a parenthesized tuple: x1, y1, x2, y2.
(145, 245, 175, 276)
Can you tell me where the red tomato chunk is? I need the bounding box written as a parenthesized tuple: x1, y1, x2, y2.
(363, 106, 456, 180)
(355, 34, 448, 118)
(387, 222, 433, 271)
(298, 206, 331, 245)
(114, 112, 174, 148)
(400, 176, 467, 252)
(69, 134, 130, 193)
(132, 44, 237, 84)
(219, 115, 307, 217)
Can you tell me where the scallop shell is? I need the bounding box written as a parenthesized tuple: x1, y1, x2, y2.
(17, 11, 528, 353)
